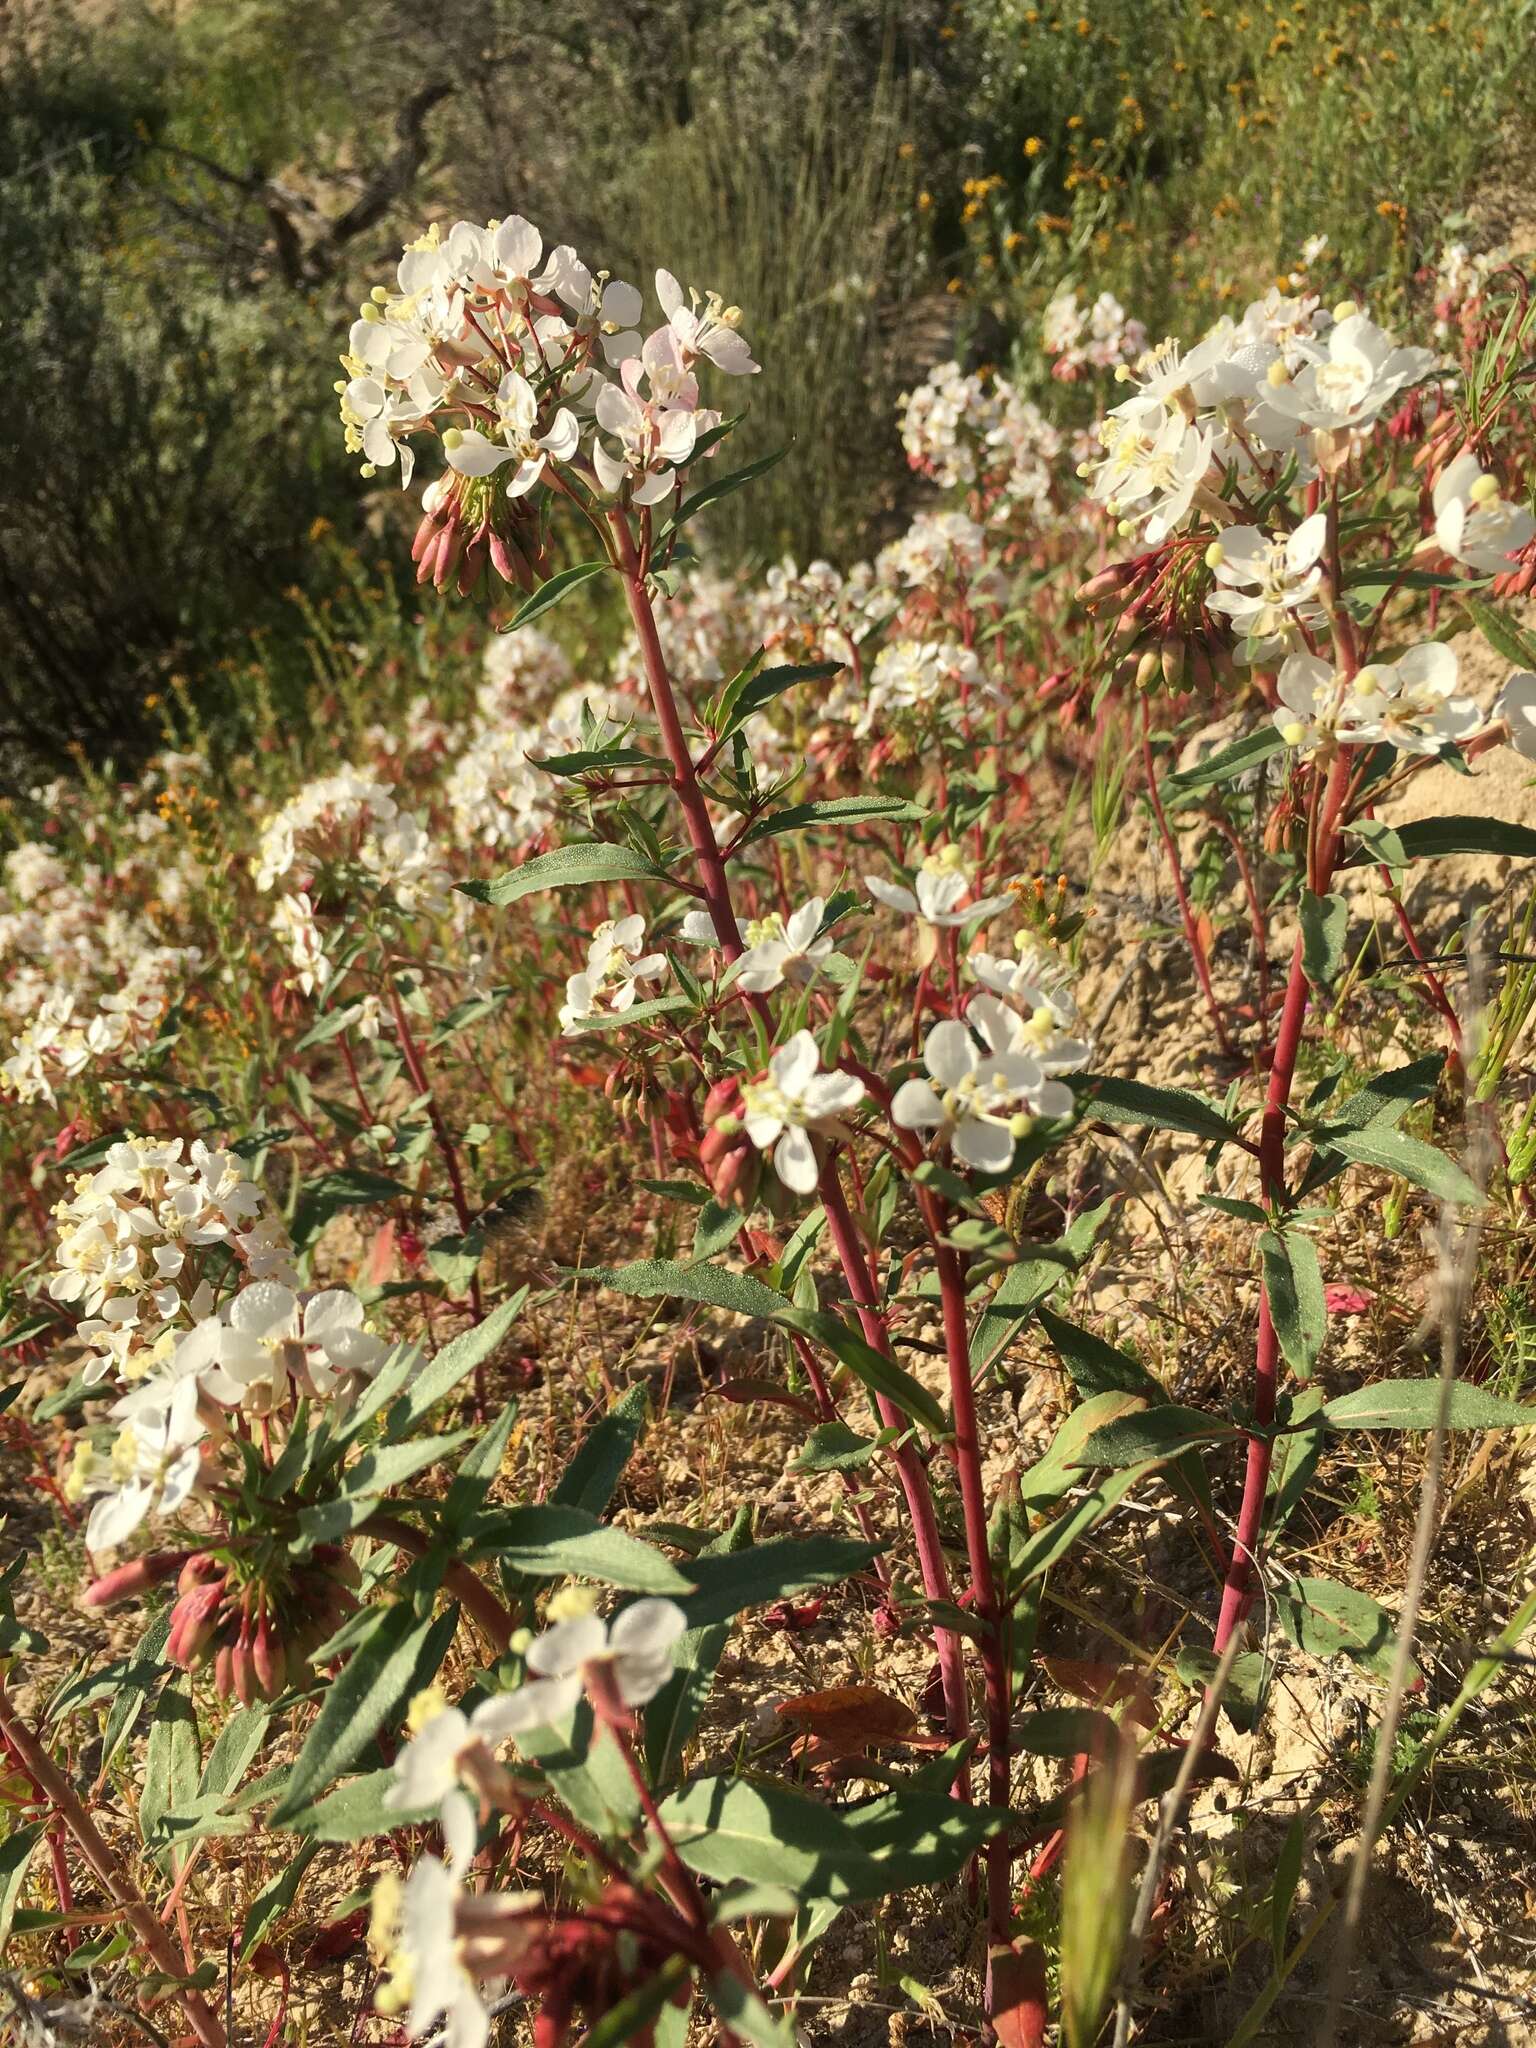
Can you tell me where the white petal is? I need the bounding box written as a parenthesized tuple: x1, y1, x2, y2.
(924, 1019, 977, 1088)
(890, 1078, 945, 1131)
(445, 430, 513, 477)
(952, 1117, 1016, 1173)
(774, 1126, 819, 1194)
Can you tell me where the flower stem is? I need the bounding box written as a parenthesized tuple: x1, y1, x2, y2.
(0, 1679, 228, 2048)
(1140, 698, 1235, 1058)
(367, 1515, 516, 1654)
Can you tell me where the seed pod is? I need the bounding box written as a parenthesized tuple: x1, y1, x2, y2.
(177, 1552, 225, 1597)
(212, 1642, 236, 1701)
(457, 530, 488, 596)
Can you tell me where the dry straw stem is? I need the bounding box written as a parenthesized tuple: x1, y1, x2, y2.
(1109, 1631, 1248, 2048)
(1317, 948, 1500, 2048)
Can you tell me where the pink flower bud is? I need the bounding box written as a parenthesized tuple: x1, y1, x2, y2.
(83, 1551, 188, 1610)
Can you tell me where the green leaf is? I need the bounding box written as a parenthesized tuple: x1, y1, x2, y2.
(503, 558, 608, 629)
(1001, 1465, 1151, 1586)
(459, 840, 666, 909)
(0, 1823, 43, 1953)
(1266, 1387, 1326, 1536)
(1272, 1812, 1308, 1963)
(1323, 1126, 1482, 1205)
(1172, 1648, 1269, 1732)
(1273, 1575, 1412, 1681)
(100, 1610, 171, 1776)
(1300, 891, 1348, 987)
(584, 1960, 696, 2048)
(471, 1504, 692, 1593)
(280, 1767, 433, 1842)
(198, 1706, 270, 1804)
(1163, 724, 1286, 803)
(776, 1308, 948, 1436)
(140, 1672, 200, 1868)
(1259, 1229, 1326, 1379)
(553, 1384, 650, 1516)
(291, 1168, 408, 1252)
(645, 1507, 753, 1787)
(443, 1401, 519, 1530)
(707, 1972, 798, 2048)
(1076, 1075, 1239, 1144)
(1464, 592, 1536, 673)
(580, 1258, 787, 1320)
(271, 1599, 456, 1824)
(693, 1199, 745, 1263)
(660, 1776, 1010, 1903)
(1323, 1377, 1536, 1431)
(969, 1244, 1080, 1374)
(736, 796, 926, 849)
(375, 1288, 527, 1439)
(676, 1536, 882, 1629)
(240, 1841, 317, 1956)
(790, 1421, 880, 1474)
(721, 659, 842, 733)
(1037, 1308, 1162, 1403)
(1346, 815, 1536, 864)
(1014, 1707, 1118, 1758)
(1073, 1405, 1232, 1468)
(537, 744, 657, 777)
(581, 1261, 946, 1433)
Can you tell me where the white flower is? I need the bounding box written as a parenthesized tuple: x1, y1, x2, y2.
(1272, 652, 1347, 755)
(866, 848, 1010, 928)
(891, 996, 1074, 1173)
(214, 1283, 387, 1412)
(1091, 399, 1213, 542)
(971, 944, 1081, 1032)
(656, 270, 759, 376)
(1274, 645, 1480, 757)
(499, 1599, 689, 1733)
(1338, 644, 1481, 756)
(541, 245, 644, 365)
(445, 370, 579, 492)
(1264, 311, 1435, 435)
(68, 1374, 206, 1552)
(1208, 513, 1328, 659)
(736, 898, 835, 994)
(370, 1857, 538, 2048)
(1431, 453, 1536, 575)
(739, 1032, 866, 1195)
(591, 360, 700, 505)
(1498, 671, 1536, 760)
(558, 915, 666, 1031)
(272, 892, 330, 996)
(387, 1688, 529, 1859)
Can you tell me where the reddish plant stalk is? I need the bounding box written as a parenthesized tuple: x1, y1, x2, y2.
(0, 1679, 228, 2048)
(1213, 751, 1354, 1654)
(1140, 699, 1235, 1057)
(819, 1171, 971, 1751)
(368, 1516, 516, 1653)
(929, 1223, 1014, 1948)
(614, 507, 970, 1750)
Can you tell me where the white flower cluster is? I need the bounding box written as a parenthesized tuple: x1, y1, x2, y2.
(254, 767, 451, 990)
(893, 945, 1091, 1172)
(1041, 286, 1148, 381)
(0, 843, 203, 1102)
(897, 359, 1066, 516)
(1087, 295, 1436, 541)
(1431, 238, 1508, 340)
(1273, 644, 1482, 758)
(47, 1136, 295, 1386)
(558, 915, 666, 1031)
(338, 214, 755, 506)
(66, 1280, 386, 1550)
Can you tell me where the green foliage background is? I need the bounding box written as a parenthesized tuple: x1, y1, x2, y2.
(1, 0, 1530, 779)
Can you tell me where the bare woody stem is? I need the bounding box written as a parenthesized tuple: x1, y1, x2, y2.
(0, 1678, 228, 2048)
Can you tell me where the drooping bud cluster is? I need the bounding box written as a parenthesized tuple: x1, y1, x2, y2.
(165, 1546, 362, 1702)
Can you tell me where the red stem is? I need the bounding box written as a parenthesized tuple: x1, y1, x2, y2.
(1141, 699, 1235, 1057)
(0, 1680, 227, 2048)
